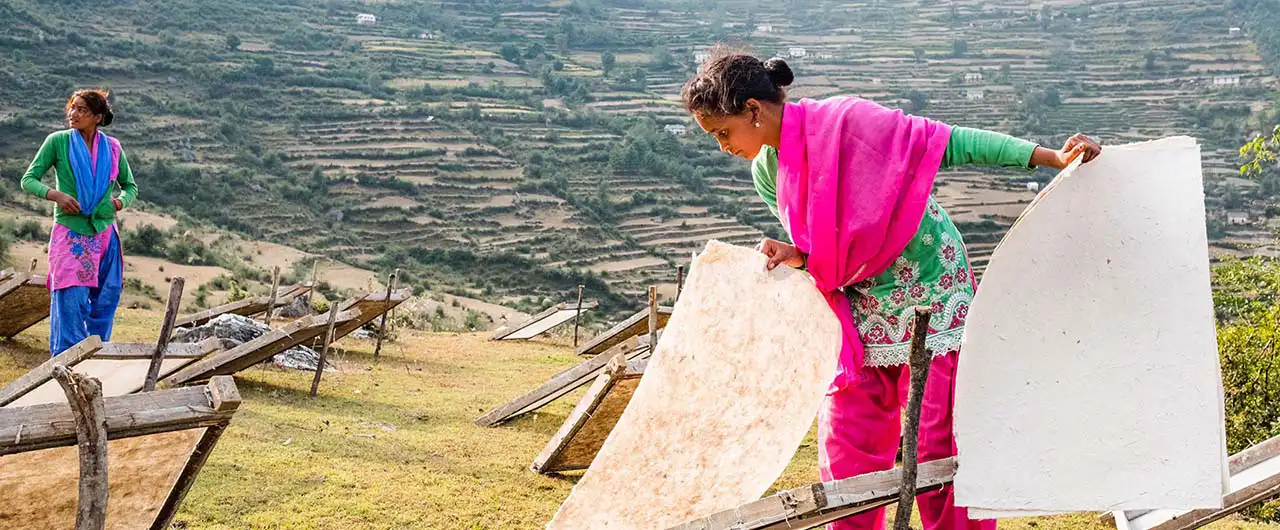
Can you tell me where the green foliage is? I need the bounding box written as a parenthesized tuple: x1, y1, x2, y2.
(225, 34, 240, 51)
(1240, 124, 1280, 179)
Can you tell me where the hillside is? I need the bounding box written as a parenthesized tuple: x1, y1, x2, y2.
(1, 0, 1278, 317)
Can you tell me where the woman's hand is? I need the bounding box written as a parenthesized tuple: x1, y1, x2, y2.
(756, 238, 805, 271)
(47, 190, 81, 215)
(1034, 133, 1102, 169)
(112, 198, 123, 211)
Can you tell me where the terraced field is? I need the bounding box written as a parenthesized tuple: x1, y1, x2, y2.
(0, 0, 1275, 312)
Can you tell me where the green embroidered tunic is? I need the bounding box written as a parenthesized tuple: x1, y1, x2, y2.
(752, 126, 1038, 366)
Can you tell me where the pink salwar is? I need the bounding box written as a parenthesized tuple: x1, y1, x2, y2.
(819, 351, 994, 530)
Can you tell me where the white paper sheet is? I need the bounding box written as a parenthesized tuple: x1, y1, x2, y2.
(546, 241, 841, 529)
(954, 136, 1227, 517)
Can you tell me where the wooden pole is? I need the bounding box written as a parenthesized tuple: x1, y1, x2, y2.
(29, 258, 37, 274)
(51, 365, 108, 530)
(676, 265, 685, 300)
(647, 286, 658, 349)
(573, 285, 584, 348)
(144, 277, 185, 392)
(305, 259, 319, 310)
(893, 306, 934, 530)
(310, 303, 341, 398)
(373, 269, 398, 361)
(263, 266, 280, 326)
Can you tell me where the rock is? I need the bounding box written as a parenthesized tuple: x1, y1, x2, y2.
(172, 313, 332, 372)
(275, 296, 311, 319)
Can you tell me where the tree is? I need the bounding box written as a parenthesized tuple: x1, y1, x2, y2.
(225, 34, 241, 51)
(500, 43, 521, 63)
(952, 39, 968, 57)
(913, 47, 926, 63)
(601, 51, 616, 76)
(905, 90, 929, 113)
(1240, 124, 1279, 180)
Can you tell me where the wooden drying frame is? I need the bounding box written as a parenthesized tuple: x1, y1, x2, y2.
(0, 271, 51, 339)
(575, 305, 672, 356)
(532, 356, 648, 474)
(310, 288, 413, 349)
(666, 458, 957, 530)
(0, 337, 221, 407)
(174, 284, 312, 330)
(161, 310, 358, 386)
(1106, 433, 1280, 530)
(489, 300, 601, 341)
(474, 335, 654, 427)
(0, 376, 241, 530)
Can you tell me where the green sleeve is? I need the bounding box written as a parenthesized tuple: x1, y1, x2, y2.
(752, 147, 780, 220)
(116, 149, 138, 208)
(20, 134, 58, 199)
(941, 126, 1039, 170)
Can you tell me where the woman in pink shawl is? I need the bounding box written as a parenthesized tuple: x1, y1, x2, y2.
(681, 51, 1100, 530)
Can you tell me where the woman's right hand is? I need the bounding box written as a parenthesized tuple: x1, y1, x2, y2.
(47, 190, 81, 215)
(756, 238, 805, 271)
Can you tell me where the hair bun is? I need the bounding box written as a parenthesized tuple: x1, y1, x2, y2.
(101, 110, 115, 127)
(763, 58, 794, 88)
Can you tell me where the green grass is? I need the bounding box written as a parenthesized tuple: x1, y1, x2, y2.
(0, 308, 1275, 529)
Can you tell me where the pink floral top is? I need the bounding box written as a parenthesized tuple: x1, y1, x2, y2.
(848, 197, 976, 366)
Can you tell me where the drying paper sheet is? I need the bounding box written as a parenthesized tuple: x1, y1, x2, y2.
(546, 241, 841, 529)
(954, 136, 1227, 518)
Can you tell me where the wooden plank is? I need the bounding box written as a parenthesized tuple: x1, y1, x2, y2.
(0, 273, 51, 339)
(149, 424, 228, 530)
(474, 336, 654, 427)
(0, 336, 104, 407)
(491, 300, 601, 341)
(532, 357, 648, 474)
(666, 458, 957, 530)
(174, 284, 312, 329)
(161, 310, 358, 386)
(314, 288, 412, 348)
(95, 339, 219, 360)
(0, 377, 240, 455)
(575, 306, 673, 356)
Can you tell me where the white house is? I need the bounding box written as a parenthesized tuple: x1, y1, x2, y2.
(964, 72, 984, 83)
(871, 78, 884, 85)
(694, 52, 710, 63)
(1229, 27, 1242, 38)
(1026, 182, 1041, 192)
(356, 13, 377, 25)
(966, 88, 985, 101)
(788, 47, 807, 58)
(815, 52, 835, 60)
(1227, 211, 1250, 225)
(757, 24, 774, 33)
(1213, 75, 1241, 87)
(664, 124, 687, 136)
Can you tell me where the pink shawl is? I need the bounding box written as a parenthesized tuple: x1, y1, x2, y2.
(775, 96, 951, 391)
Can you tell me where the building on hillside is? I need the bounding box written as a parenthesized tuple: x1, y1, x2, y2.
(871, 78, 884, 85)
(1213, 75, 1241, 87)
(757, 24, 775, 33)
(1027, 182, 1041, 192)
(1226, 211, 1250, 225)
(965, 72, 984, 83)
(1229, 27, 1243, 38)
(966, 88, 986, 101)
(357, 14, 377, 25)
(789, 47, 807, 58)
(664, 124, 687, 136)
(694, 52, 710, 63)
(815, 52, 835, 60)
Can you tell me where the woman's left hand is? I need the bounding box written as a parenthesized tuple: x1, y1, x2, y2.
(1057, 133, 1102, 166)
(112, 198, 123, 211)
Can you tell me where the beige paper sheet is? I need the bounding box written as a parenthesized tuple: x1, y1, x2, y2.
(954, 137, 1227, 517)
(546, 241, 841, 530)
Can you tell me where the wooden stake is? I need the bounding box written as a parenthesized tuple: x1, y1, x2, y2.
(305, 259, 319, 310)
(263, 266, 280, 326)
(676, 266, 685, 300)
(894, 306, 934, 530)
(647, 286, 658, 350)
(373, 269, 398, 361)
(51, 366, 108, 530)
(29, 258, 37, 274)
(144, 277, 185, 392)
(573, 285, 585, 348)
(310, 303, 341, 398)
